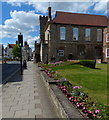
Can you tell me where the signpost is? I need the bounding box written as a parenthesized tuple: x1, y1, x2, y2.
(18, 32, 23, 75)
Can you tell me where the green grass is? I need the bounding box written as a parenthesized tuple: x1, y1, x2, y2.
(52, 63, 108, 104)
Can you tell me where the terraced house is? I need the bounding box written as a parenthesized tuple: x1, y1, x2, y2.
(38, 7, 109, 63)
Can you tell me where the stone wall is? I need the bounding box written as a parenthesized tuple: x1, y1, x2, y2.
(103, 27, 109, 63)
(39, 16, 48, 63)
(47, 23, 104, 62)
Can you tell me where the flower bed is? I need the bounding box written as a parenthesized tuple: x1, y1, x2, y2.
(39, 61, 109, 119)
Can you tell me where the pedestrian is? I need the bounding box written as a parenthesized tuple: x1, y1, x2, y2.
(23, 60, 27, 68)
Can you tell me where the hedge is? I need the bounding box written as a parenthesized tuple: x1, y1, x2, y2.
(80, 60, 96, 69)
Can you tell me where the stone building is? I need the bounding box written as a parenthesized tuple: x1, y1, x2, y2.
(103, 27, 109, 63)
(34, 41, 40, 63)
(39, 15, 48, 63)
(39, 7, 108, 63)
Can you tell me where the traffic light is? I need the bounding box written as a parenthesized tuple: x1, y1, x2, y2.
(18, 33, 23, 47)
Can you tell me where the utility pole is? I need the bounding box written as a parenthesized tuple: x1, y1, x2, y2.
(18, 32, 23, 75)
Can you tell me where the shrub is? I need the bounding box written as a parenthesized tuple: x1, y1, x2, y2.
(80, 60, 96, 69)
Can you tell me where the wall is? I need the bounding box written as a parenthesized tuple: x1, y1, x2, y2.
(103, 27, 109, 63)
(48, 23, 104, 62)
(39, 16, 48, 63)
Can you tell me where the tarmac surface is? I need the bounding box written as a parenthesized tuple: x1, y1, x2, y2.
(2, 63, 20, 84)
(2, 62, 59, 119)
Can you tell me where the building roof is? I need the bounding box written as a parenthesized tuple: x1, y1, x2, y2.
(8, 44, 16, 48)
(52, 11, 108, 27)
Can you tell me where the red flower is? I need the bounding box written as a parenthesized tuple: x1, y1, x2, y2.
(82, 109, 88, 114)
(61, 88, 68, 95)
(94, 109, 100, 115)
(73, 99, 77, 104)
(69, 96, 74, 102)
(66, 93, 72, 98)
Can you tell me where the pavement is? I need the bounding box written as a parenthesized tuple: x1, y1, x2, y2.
(2, 62, 59, 119)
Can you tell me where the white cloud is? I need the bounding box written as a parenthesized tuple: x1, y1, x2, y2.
(93, 0, 108, 13)
(1, 10, 39, 45)
(25, 35, 40, 50)
(1, 0, 108, 15)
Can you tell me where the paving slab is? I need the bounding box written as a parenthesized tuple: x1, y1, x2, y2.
(2, 62, 59, 119)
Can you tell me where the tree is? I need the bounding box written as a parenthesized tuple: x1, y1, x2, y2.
(12, 45, 21, 59)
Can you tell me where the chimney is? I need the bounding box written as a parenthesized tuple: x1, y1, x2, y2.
(48, 7, 51, 21)
(24, 41, 27, 46)
(16, 41, 18, 45)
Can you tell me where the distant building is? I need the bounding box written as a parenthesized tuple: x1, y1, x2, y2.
(38, 7, 108, 63)
(4, 44, 16, 59)
(22, 41, 32, 61)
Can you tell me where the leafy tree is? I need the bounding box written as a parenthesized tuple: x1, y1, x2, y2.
(12, 45, 21, 58)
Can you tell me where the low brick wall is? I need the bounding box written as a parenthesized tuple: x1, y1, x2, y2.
(40, 69, 86, 119)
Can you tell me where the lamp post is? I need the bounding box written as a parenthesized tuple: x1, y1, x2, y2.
(18, 32, 23, 75)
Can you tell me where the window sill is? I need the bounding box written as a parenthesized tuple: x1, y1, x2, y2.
(73, 40, 78, 41)
(85, 40, 91, 42)
(97, 41, 102, 42)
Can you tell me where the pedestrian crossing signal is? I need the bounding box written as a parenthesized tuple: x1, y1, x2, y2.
(18, 33, 23, 47)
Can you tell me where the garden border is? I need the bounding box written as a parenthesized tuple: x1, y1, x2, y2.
(39, 67, 87, 119)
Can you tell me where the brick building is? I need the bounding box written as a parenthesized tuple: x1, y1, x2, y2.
(103, 27, 109, 63)
(38, 7, 108, 63)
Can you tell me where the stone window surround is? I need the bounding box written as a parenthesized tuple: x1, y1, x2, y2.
(106, 33, 109, 43)
(60, 27, 66, 40)
(85, 28, 91, 41)
(106, 48, 109, 58)
(97, 29, 102, 42)
(73, 27, 78, 41)
(59, 26, 103, 42)
(58, 50, 64, 56)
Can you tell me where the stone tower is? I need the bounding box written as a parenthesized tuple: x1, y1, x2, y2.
(39, 16, 48, 62)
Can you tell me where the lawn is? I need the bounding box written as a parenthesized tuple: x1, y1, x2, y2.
(52, 63, 107, 105)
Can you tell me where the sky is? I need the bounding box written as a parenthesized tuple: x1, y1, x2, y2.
(0, 0, 109, 51)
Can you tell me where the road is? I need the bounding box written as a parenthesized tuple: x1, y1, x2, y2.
(1, 61, 20, 84)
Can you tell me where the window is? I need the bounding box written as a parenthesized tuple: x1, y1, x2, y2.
(85, 28, 91, 41)
(60, 27, 66, 40)
(106, 33, 109, 43)
(106, 48, 109, 58)
(73, 28, 78, 40)
(58, 50, 64, 56)
(97, 29, 102, 42)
